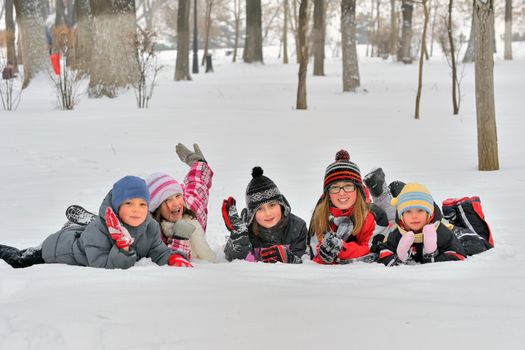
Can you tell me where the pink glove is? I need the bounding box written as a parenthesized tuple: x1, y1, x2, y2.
(423, 224, 438, 254)
(168, 253, 193, 267)
(396, 231, 415, 263)
(105, 207, 134, 249)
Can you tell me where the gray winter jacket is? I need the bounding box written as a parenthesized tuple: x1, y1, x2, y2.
(42, 191, 173, 269)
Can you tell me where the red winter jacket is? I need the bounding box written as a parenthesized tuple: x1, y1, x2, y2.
(314, 211, 376, 264)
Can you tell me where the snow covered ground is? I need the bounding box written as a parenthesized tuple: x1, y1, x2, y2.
(1, 45, 524, 349)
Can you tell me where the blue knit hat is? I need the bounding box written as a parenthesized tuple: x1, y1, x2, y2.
(111, 176, 150, 212)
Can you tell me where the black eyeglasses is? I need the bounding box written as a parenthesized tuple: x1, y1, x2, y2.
(328, 183, 356, 194)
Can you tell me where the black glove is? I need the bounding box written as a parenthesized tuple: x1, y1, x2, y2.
(364, 168, 386, 198)
(260, 245, 288, 263)
(318, 232, 343, 263)
(176, 143, 206, 166)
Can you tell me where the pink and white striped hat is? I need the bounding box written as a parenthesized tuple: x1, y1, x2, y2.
(145, 172, 184, 212)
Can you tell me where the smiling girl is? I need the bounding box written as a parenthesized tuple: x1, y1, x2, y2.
(145, 143, 216, 262)
(222, 167, 307, 263)
(309, 150, 388, 264)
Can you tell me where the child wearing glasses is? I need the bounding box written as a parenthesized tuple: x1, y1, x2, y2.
(309, 150, 389, 264)
(221, 167, 308, 263)
(377, 183, 466, 266)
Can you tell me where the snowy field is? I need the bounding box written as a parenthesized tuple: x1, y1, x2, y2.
(1, 45, 524, 349)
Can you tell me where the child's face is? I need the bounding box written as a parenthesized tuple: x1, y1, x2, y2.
(159, 194, 185, 222)
(118, 198, 149, 227)
(402, 209, 429, 232)
(328, 181, 357, 210)
(255, 201, 282, 229)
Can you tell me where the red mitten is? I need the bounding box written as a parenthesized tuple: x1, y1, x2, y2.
(168, 253, 193, 267)
(260, 245, 288, 263)
(105, 207, 134, 249)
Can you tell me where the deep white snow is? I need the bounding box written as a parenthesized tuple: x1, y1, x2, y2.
(0, 45, 524, 350)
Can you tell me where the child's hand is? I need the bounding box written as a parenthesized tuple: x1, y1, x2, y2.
(396, 231, 415, 262)
(261, 245, 289, 263)
(161, 220, 195, 239)
(221, 197, 248, 238)
(422, 224, 438, 254)
(319, 232, 343, 263)
(168, 253, 193, 267)
(105, 207, 134, 250)
(176, 143, 206, 166)
(332, 217, 354, 240)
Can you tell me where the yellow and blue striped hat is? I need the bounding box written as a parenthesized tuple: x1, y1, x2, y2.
(391, 183, 434, 217)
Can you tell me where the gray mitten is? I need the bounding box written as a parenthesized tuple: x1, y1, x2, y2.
(318, 232, 343, 263)
(161, 220, 196, 239)
(176, 143, 206, 166)
(331, 216, 354, 241)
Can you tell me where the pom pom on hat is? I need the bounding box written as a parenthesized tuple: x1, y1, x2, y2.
(335, 150, 350, 162)
(391, 182, 434, 218)
(252, 166, 264, 178)
(323, 149, 363, 193)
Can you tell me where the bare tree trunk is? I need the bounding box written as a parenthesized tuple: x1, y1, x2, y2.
(73, 0, 93, 75)
(232, 0, 241, 63)
(374, 0, 381, 57)
(89, 0, 139, 97)
(447, 0, 459, 115)
(296, 0, 308, 110)
(414, 0, 428, 119)
(243, 0, 263, 63)
(474, 0, 498, 170)
(55, 0, 70, 26)
(290, 0, 300, 63)
(201, 0, 214, 66)
(398, 0, 413, 63)
(14, 0, 49, 88)
(463, 0, 475, 63)
(283, 0, 289, 64)
(341, 0, 359, 92)
(429, 0, 438, 57)
(504, 0, 512, 60)
(175, 0, 191, 81)
(312, 0, 325, 75)
(5, 0, 18, 72)
(389, 0, 397, 57)
(366, 0, 374, 57)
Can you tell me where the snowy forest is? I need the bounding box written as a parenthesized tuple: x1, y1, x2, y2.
(1, 1, 524, 350)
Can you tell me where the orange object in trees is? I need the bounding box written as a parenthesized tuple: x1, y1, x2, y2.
(50, 53, 60, 75)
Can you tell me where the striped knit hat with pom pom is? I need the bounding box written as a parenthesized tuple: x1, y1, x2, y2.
(245, 166, 290, 225)
(391, 182, 434, 218)
(323, 150, 364, 194)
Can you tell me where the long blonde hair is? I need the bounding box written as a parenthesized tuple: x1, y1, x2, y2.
(308, 190, 370, 241)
